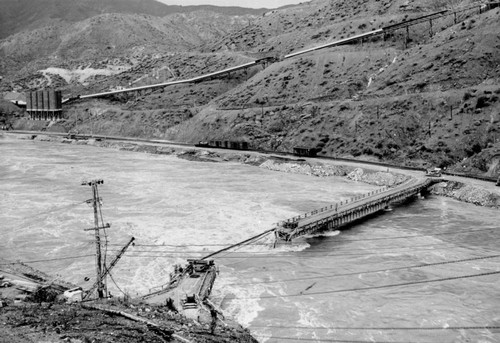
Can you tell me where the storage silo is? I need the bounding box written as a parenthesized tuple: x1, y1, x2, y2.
(32, 92, 39, 119)
(43, 90, 50, 111)
(32, 92, 38, 111)
(55, 90, 62, 110)
(48, 90, 55, 111)
(37, 91, 44, 112)
(25, 92, 32, 112)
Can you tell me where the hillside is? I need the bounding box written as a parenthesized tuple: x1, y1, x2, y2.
(0, 0, 265, 39)
(3, 0, 500, 177)
(0, 11, 257, 84)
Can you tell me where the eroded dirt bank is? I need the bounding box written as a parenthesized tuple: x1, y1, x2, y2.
(0, 300, 257, 343)
(0, 259, 257, 343)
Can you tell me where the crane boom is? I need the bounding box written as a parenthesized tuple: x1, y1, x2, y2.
(84, 236, 135, 300)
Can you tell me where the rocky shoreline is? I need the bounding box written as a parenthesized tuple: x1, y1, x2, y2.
(0, 296, 257, 343)
(22, 133, 500, 208)
(431, 181, 500, 208)
(0, 251, 257, 343)
(3, 132, 498, 342)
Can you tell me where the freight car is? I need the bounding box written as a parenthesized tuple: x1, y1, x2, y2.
(293, 146, 318, 157)
(195, 140, 249, 150)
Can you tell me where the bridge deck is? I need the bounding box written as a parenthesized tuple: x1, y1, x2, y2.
(276, 177, 436, 241)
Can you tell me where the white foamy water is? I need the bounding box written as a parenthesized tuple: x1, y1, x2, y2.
(1, 136, 499, 343)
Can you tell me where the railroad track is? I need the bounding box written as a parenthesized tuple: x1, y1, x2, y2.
(8, 130, 497, 184)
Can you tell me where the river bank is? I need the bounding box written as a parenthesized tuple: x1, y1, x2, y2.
(18, 133, 500, 208)
(0, 259, 257, 343)
(0, 296, 257, 343)
(3, 132, 499, 343)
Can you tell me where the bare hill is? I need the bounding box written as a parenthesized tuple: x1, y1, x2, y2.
(0, 0, 264, 39)
(0, 11, 256, 81)
(5, 0, 500, 176)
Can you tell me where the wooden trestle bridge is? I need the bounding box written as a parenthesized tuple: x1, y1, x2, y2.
(275, 177, 440, 242)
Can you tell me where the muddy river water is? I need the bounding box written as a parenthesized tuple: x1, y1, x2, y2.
(1, 135, 499, 343)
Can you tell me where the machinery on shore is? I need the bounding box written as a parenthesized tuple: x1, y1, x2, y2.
(140, 259, 217, 321)
(425, 167, 442, 177)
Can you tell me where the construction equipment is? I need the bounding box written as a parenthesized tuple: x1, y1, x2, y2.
(425, 167, 442, 177)
(83, 237, 135, 300)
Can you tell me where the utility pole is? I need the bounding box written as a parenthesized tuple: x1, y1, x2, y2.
(82, 179, 109, 299)
(83, 237, 135, 300)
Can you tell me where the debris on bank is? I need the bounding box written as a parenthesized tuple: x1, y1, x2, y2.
(259, 158, 349, 177)
(346, 167, 410, 186)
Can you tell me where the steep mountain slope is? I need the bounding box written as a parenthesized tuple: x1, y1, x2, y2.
(0, 11, 255, 83)
(174, 3, 499, 171)
(0, 0, 265, 39)
(6, 0, 500, 175)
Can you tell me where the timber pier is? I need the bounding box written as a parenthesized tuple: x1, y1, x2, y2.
(275, 177, 440, 242)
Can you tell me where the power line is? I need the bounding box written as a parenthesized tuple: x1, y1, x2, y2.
(223, 270, 500, 300)
(223, 254, 500, 286)
(27, 200, 88, 218)
(251, 335, 428, 343)
(108, 271, 127, 297)
(104, 227, 497, 248)
(251, 324, 500, 331)
(110, 244, 472, 259)
(109, 240, 464, 254)
(0, 254, 95, 265)
(3, 200, 88, 233)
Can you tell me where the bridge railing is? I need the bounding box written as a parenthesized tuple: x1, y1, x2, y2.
(287, 182, 430, 238)
(279, 178, 433, 234)
(279, 186, 391, 225)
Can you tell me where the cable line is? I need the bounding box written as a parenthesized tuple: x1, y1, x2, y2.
(107, 241, 460, 255)
(3, 200, 89, 233)
(251, 335, 427, 343)
(251, 324, 500, 331)
(223, 254, 500, 286)
(28, 200, 88, 218)
(113, 244, 473, 259)
(200, 228, 275, 260)
(223, 270, 500, 300)
(104, 227, 497, 248)
(108, 271, 127, 297)
(0, 254, 95, 265)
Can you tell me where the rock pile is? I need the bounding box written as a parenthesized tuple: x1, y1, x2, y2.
(259, 160, 348, 177)
(346, 168, 410, 186)
(431, 181, 500, 208)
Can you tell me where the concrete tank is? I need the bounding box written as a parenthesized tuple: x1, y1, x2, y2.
(25, 92, 32, 111)
(36, 91, 44, 111)
(32, 92, 38, 111)
(55, 90, 62, 110)
(43, 90, 50, 110)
